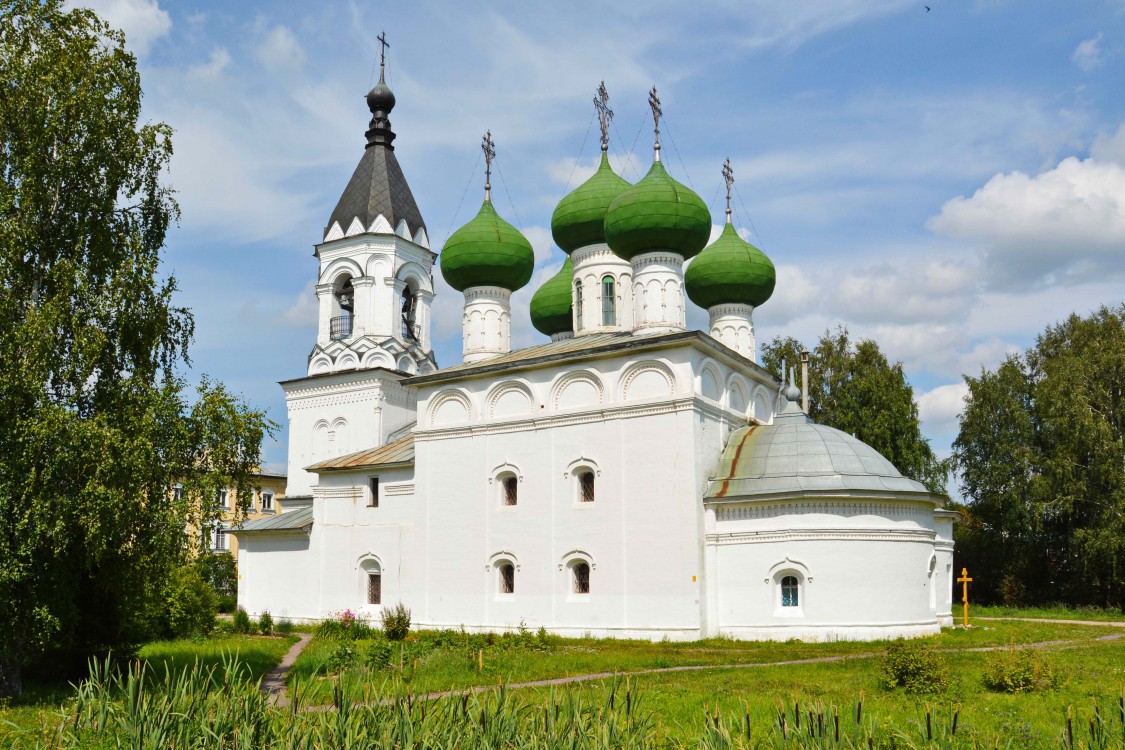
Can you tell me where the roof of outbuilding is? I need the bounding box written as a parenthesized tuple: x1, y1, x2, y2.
(707, 403, 945, 504)
(234, 506, 313, 534)
(306, 433, 415, 473)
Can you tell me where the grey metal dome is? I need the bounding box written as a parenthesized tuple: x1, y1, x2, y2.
(706, 401, 942, 502)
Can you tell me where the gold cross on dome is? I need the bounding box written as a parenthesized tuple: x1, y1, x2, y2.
(594, 81, 613, 149)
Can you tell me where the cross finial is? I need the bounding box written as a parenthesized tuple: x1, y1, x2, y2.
(648, 86, 663, 161)
(594, 81, 613, 152)
(377, 32, 390, 73)
(481, 130, 496, 201)
(722, 158, 734, 224)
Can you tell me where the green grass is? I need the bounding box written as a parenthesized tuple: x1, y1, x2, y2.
(0, 633, 295, 745)
(289, 618, 1114, 706)
(139, 633, 297, 682)
(976, 603, 1125, 622)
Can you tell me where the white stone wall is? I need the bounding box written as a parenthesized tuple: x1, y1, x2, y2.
(706, 499, 944, 640)
(282, 370, 416, 497)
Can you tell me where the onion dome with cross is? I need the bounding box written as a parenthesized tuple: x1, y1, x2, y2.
(529, 256, 575, 338)
(439, 131, 535, 292)
(551, 83, 631, 254)
(604, 87, 711, 262)
(685, 159, 776, 310)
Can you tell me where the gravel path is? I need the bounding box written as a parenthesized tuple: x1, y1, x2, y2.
(262, 633, 311, 707)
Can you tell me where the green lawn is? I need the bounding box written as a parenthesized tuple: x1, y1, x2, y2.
(0, 634, 296, 745)
(976, 603, 1125, 622)
(288, 618, 1115, 706)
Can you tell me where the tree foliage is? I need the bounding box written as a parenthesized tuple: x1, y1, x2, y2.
(0, 0, 273, 695)
(953, 305, 1125, 608)
(761, 327, 947, 494)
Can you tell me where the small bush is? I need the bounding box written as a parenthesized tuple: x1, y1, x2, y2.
(213, 619, 235, 635)
(382, 602, 412, 641)
(881, 639, 949, 694)
(276, 618, 294, 635)
(315, 609, 372, 640)
(216, 593, 236, 614)
(232, 606, 252, 634)
(164, 566, 217, 638)
(258, 611, 274, 636)
(326, 642, 357, 673)
(366, 641, 393, 670)
(982, 648, 1060, 693)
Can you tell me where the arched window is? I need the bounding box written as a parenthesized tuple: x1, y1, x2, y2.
(361, 558, 382, 605)
(500, 473, 518, 506)
(498, 562, 515, 594)
(572, 562, 590, 594)
(781, 575, 799, 607)
(577, 470, 595, 503)
(574, 280, 584, 328)
(332, 276, 354, 339)
(401, 286, 418, 342)
(601, 276, 615, 326)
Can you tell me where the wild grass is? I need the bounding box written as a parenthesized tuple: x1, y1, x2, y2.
(976, 604, 1125, 623)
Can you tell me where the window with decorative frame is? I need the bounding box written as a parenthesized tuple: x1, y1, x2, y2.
(500, 474, 518, 507)
(781, 575, 800, 607)
(367, 572, 382, 605)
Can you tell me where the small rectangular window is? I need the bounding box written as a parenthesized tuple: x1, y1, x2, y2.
(172, 484, 183, 503)
(261, 492, 273, 511)
(503, 476, 518, 506)
(369, 477, 379, 508)
(367, 573, 381, 605)
(218, 489, 230, 510)
(579, 472, 595, 503)
(500, 564, 515, 594)
(214, 527, 227, 551)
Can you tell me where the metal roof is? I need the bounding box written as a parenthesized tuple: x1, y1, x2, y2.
(306, 433, 414, 473)
(234, 506, 313, 534)
(405, 330, 776, 386)
(324, 144, 426, 242)
(706, 407, 945, 503)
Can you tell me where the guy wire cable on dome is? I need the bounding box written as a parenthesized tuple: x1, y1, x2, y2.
(733, 182, 766, 250)
(442, 150, 482, 246)
(493, 156, 523, 230)
(559, 111, 596, 199)
(660, 114, 695, 190)
(617, 111, 649, 181)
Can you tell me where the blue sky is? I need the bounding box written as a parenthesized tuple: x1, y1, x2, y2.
(78, 0, 1125, 477)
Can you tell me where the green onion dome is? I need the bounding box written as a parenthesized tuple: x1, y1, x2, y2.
(685, 222, 776, 309)
(603, 160, 711, 261)
(550, 151, 631, 253)
(440, 200, 535, 292)
(529, 256, 574, 336)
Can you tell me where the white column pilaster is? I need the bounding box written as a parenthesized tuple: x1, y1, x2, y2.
(315, 283, 335, 346)
(708, 303, 757, 361)
(630, 251, 686, 335)
(462, 285, 512, 364)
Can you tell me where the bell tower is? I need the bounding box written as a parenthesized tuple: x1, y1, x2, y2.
(308, 35, 437, 377)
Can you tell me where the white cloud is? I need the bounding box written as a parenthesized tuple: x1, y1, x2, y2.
(755, 264, 821, 327)
(830, 258, 977, 324)
(1091, 123, 1125, 164)
(74, 0, 171, 55)
(1072, 32, 1104, 71)
(927, 155, 1125, 289)
(735, 0, 915, 51)
(522, 225, 556, 265)
(255, 25, 306, 71)
(187, 47, 231, 80)
(282, 280, 318, 327)
(917, 382, 968, 434)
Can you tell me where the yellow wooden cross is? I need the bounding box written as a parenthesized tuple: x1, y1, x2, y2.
(957, 567, 973, 626)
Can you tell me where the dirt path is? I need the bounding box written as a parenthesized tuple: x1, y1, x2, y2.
(273, 618, 1125, 712)
(262, 633, 311, 707)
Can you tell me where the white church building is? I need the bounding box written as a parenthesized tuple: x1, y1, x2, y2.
(235, 62, 956, 641)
